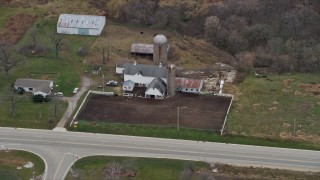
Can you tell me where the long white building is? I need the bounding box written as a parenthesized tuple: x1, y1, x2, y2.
(57, 14, 106, 36)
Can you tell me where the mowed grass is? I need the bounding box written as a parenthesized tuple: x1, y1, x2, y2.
(70, 121, 320, 150)
(227, 72, 320, 142)
(65, 156, 209, 180)
(0, 150, 45, 180)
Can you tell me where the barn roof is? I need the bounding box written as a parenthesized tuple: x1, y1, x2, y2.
(57, 14, 106, 29)
(130, 43, 153, 54)
(175, 77, 203, 90)
(14, 78, 53, 94)
(147, 77, 167, 94)
(123, 63, 167, 78)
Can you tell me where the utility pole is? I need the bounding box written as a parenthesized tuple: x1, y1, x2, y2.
(293, 119, 296, 137)
(102, 74, 105, 92)
(177, 107, 180, 132)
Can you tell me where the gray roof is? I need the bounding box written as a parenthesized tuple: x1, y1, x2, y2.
(147, 77, 167, 94)
(15, 78, 53, 94)
(123, 80, 135, 87)
(131, 43, 153, 54)
(57, 14, 105, 29)
(124, 63, 167, 78)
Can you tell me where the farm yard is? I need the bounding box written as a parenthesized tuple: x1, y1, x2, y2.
(78, 93, 232, 131)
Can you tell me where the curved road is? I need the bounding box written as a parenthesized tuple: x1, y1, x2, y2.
(0, 127, 319, 180)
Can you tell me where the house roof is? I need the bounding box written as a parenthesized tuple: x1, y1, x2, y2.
(57, 14, 106, 30)
(123, 80, 135, 87)
(130, 43, 153, 54)
(123, 63, 167, 78)
(147, 77, 167, 94)
(14, 78, 53, 94)
(175, 78, 203, 90)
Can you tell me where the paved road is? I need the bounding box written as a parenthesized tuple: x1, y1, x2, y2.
(0, 127, 319, 180)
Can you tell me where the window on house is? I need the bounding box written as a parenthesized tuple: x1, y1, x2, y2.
(29, 88, 33, 91)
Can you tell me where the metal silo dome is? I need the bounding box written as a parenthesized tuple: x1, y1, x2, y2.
(153, 34, 168, 44)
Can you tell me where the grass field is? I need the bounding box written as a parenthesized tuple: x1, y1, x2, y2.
(0, 150, 45, 180)
(226, 72, 320, 143)
(65, 155, 320, 180)
(65, 156, 210, 180)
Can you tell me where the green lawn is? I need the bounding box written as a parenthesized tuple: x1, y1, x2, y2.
(65, 156, 210, 180)
(227, 72, 320, 141)
(0, 150, 45, 180)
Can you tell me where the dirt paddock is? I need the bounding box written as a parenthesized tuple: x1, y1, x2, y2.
(78, 93, 232, 131)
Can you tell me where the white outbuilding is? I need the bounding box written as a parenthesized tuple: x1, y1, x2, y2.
(57, 14, 106, 36)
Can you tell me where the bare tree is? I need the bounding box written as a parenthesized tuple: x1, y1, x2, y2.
(96, 38, 110, 65)
(313, 44, 320, 67)
(0, 40, 17, 79)
(48, 28, 67, 59)
(204, 16, 221, 42)
(104, 161, 122, 180)
(7, 87, 23, 117)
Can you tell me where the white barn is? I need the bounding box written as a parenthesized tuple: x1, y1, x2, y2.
(145, 77, 167, 99)
(57, 14, 106, 36)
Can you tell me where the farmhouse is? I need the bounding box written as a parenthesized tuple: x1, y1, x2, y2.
(14, 78, 54, 97)
(57, 14, 106, 36)
(117, 62, 203, 98)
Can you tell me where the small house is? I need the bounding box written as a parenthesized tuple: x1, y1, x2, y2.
(92, 66, 102, 75)
(14, 78, 54, 97)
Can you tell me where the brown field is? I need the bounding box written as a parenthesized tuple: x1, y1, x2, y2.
(0, 13, 35, 44)
(78, 93, 232, 131)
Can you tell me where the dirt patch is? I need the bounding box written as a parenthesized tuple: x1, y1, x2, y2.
(298, 83, 320, 94)
(283, 79, 295, 89)
(78, 93, 232, 131)
(0, 13, 36, 44)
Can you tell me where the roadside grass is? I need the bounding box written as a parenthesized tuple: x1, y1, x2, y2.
(0, 150, 45, 180)
(65, 156, 320, 180)
(70, 120, 320, 151)
(0, 95, 67, 129)
(226, 72, 320, 142)
(65, 156, 209, 180)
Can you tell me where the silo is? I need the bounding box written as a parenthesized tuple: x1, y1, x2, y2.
(167, 64, 176, 97)
(153, 34, 168, 66)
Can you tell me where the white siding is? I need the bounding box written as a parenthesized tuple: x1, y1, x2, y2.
(145, 88, 164, 99)
(124, 74, 167, 86)
(116, 67, 124, 74)
(57, 27, 78, 35)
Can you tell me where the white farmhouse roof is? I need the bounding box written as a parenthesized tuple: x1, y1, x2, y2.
(57, 14, 105, 30)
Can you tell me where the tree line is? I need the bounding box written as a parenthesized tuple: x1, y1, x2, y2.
(104, 0, 320, 73)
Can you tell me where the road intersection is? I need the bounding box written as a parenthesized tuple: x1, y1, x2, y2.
(0, 127, 319, 180)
